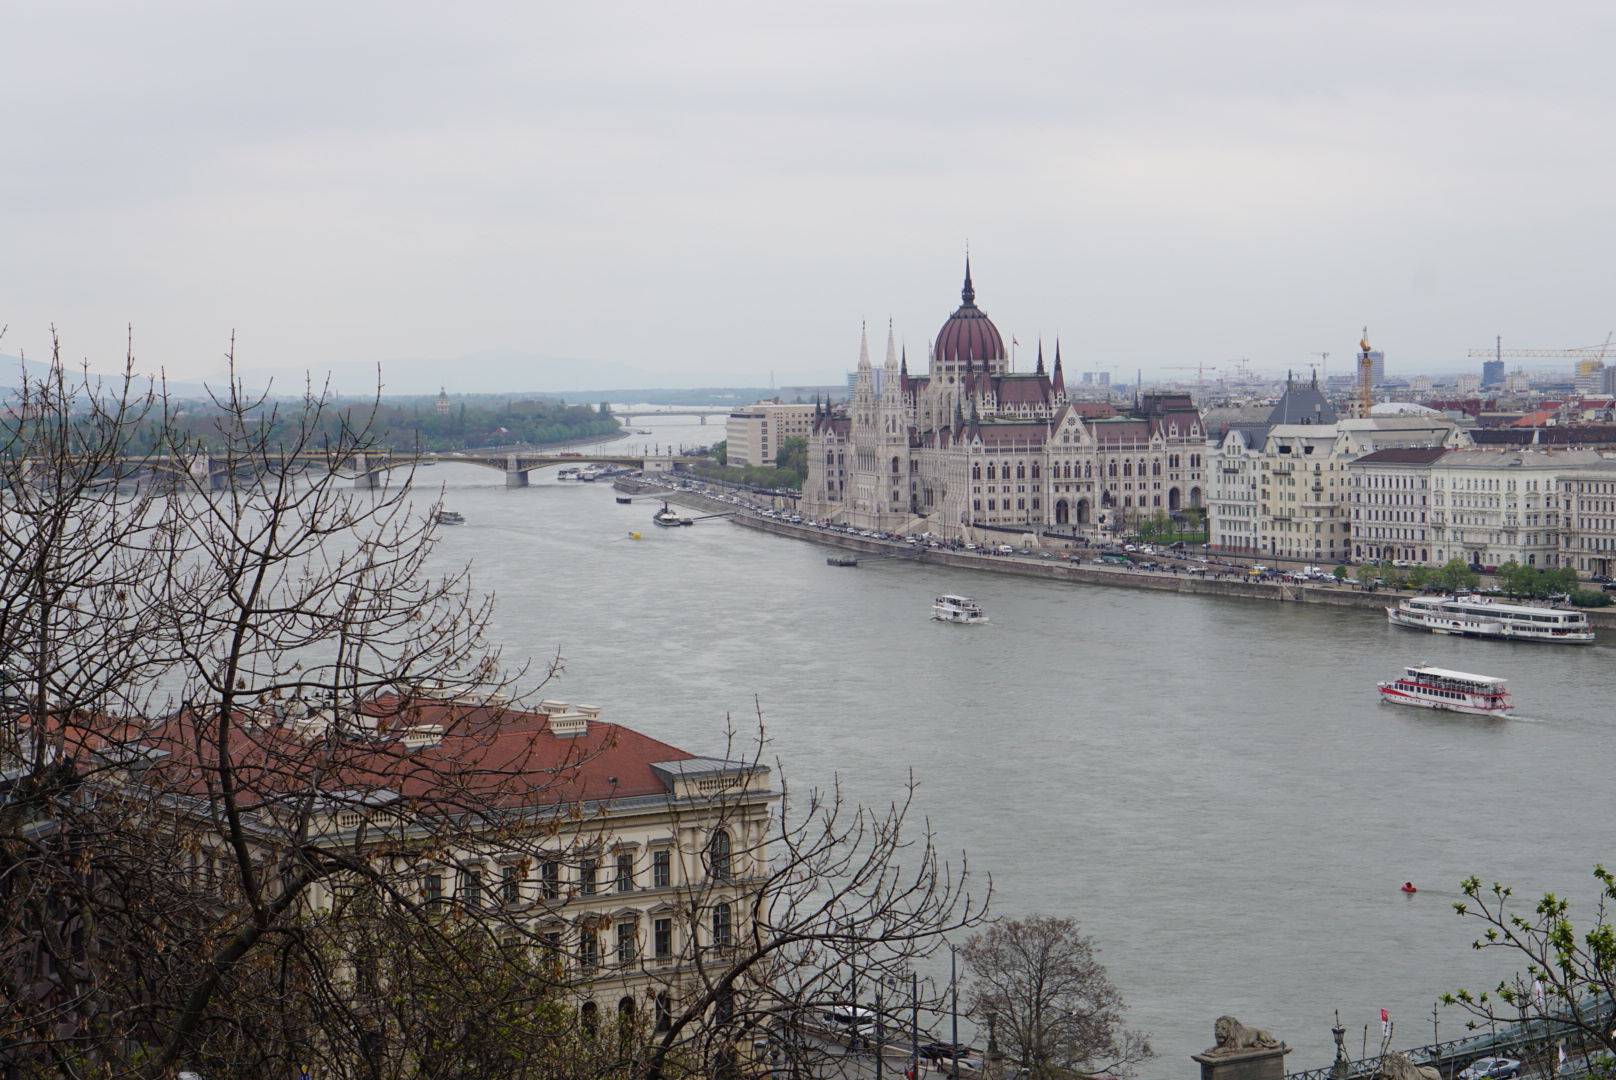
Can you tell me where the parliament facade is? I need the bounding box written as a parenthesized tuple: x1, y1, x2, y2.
(802, 264, 1208, 538)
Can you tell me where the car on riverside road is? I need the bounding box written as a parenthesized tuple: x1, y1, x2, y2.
(1460, 1057, 1522, 1080)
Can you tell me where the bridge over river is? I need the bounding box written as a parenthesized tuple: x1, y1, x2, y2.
(37, 449, 705, 490)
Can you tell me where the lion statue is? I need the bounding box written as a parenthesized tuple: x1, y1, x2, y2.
(1204, 1016, 1286, 1057)
(1377, 1053, 1441, 1080)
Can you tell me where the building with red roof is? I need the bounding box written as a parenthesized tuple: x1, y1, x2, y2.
(36, 691, 777, 1031)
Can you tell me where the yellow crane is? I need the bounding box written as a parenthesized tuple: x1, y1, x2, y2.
(1356, 328, 1375, 418)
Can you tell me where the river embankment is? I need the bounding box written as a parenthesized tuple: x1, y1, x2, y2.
(616, 478, 1616, 628)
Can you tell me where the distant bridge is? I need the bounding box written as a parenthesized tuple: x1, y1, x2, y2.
(611, 409, 731, 422)
(26, 451, 704, 490)
(300, 450, 703, 489)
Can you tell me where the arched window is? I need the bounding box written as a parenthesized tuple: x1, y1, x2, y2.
(707, 830, 731, 881)
(986, 464, 996, 480)
(1152, 460, 1161, 476)
(826, 452, 834, 465)
(891, 457, 900, 474)
(1016, 463, 1026, 479)
(1123, 461, 1132, 477)
(1108, 461, 1117, 478)
(972, 463, 981, 480)
(1031, 462, 1041, 479)
(581, 1000, 599, 1037)
(712, 903, 733, 948)
(1085, 462, 1092, 479)
(655, 992, 673, 1032)
(619, 996, 636, 1039)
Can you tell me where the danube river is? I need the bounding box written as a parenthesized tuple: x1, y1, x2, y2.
(413, 413, 1616, 1075)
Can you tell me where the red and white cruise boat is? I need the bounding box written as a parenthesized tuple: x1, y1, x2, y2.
(1377, 665, 1512, 716)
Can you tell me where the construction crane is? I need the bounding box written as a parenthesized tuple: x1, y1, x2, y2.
(1160, 362, 1220, 400)
(1311, 352, 1329, 386)
(1469, 334, 1615, 392)
(1467, 333, 1615, 361)
(1356, 327, 1374, 418)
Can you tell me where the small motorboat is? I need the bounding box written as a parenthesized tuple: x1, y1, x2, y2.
(827, 554, 859, 567)
(1401, 882, 1417, 894)
(932, 594, 988, 624)
(435, 510, 465, 526)
(652, 503, 693, 527)
(615, 496, 633, 504)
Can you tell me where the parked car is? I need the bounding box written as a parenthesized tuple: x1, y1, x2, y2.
(1460, 1057, 1522, 1080)
(920, 1042, 978, 1062)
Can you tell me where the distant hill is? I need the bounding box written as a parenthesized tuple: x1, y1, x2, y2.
(0, 353, 215, 400)
(233, 349, 830, 397)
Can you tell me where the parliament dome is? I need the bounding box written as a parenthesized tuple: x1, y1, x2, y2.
(934, 260, 1005, 366)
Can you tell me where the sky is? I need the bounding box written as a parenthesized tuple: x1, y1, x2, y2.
(5, 2, 1616, 392)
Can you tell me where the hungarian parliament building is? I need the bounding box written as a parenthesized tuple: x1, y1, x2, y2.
(802, 264, 1209, 537)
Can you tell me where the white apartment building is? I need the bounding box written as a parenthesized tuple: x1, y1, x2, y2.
(725, 401, 817, 468)
(1349, 448, 1603, 568)
(1209, 378, 1468, 562)
(1558, 460, 1616, 577)
(1209, 426, 1263, 554)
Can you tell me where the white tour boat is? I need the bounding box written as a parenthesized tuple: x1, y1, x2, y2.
(1377, 665, 1513, 716)
(1386, 595, 1594, 644)
(932, 595, 988, 624)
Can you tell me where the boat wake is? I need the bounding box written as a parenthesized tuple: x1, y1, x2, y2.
(1506, 715, 1549, 724)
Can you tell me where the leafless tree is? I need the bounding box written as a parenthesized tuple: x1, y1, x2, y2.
(960, 914, 1152, 1080)
(0, 341, 988, 1080)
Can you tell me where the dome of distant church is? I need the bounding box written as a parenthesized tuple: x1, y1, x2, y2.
(934, 260, 1005, 365)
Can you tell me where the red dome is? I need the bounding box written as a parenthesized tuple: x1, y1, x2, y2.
(935, 260, 1005, 366)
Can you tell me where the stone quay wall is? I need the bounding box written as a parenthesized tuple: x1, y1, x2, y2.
(727, 513, 1616, 628)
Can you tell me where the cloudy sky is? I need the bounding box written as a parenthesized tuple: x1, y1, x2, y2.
(4, 2, 1615, 391)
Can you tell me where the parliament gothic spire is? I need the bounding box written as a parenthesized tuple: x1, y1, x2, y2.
(804, 263, 1208, 538)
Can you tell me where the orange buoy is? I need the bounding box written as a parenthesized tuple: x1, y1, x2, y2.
(1401, 882, 1417, 894)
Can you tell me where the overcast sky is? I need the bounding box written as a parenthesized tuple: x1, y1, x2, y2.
(5, 2, 1616, 390)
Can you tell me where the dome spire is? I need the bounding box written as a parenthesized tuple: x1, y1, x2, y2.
(962, 254, 975, 306)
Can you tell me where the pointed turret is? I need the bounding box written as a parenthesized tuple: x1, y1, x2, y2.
(1052, 339, 1066, 398)
(1035, 340, 1045, 375)
(885, 320, 898, 369)
(858, 322, 871, 370)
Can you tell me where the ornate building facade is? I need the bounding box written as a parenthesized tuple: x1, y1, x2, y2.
(803, 264, 1209, 538)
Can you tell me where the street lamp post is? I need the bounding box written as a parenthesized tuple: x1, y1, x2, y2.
(951, 946, 960, 1080)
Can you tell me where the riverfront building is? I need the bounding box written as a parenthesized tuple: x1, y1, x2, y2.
(801, 264, 1209, 537)
(1208, 372, 1470, 562)
(1348, 448, 1603, 569)
(1556, 461, 1616, 576)
(724, 400, 816, 468)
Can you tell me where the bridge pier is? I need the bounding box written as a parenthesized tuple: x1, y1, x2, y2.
(353, 453, 380, 489)
(505, 455, 528, 487)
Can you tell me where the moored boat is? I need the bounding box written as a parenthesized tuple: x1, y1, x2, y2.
(652, 502, 692, 527)
(932, 594, 988, 624)
(827, 554, 858, 567)
(1377, 665, 1512, 715)
(435, 510, 465, 525)
(1387, 594, 1594, 644)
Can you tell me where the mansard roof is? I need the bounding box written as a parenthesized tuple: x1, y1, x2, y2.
(1266, 373, 1339, 426)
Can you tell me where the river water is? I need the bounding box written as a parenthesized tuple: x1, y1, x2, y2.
(412, 413, 1616, 1076)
